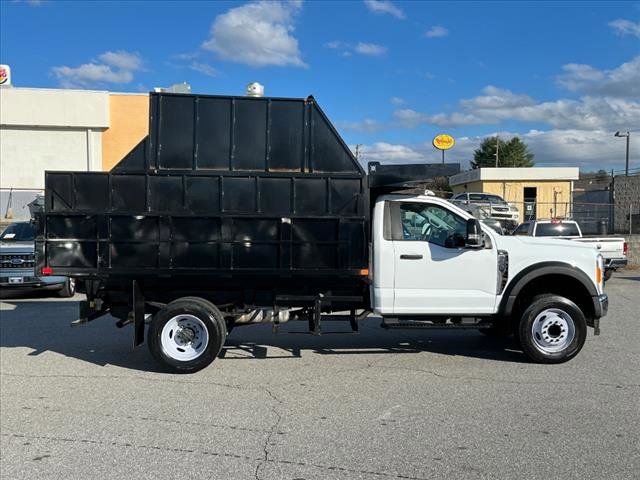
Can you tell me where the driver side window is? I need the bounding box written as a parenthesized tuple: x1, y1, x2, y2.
(399, 202, 467, 247)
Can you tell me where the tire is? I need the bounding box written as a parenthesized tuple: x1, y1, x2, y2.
(57, 278, 76, 298)
(518, 294, 587, 364)
(603, 269, 613, 282)
(148, 297, 227, 373)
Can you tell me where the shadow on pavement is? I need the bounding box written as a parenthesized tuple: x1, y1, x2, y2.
(0, 298, 526, 373)
(615, 276, 640, 282)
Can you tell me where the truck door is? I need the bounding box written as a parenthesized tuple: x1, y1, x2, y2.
(390, 201, 498, 315)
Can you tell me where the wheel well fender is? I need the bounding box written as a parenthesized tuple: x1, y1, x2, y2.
(499, 262, 597, 321)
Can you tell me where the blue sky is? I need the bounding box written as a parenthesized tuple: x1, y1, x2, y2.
(1, 0, 639, 171)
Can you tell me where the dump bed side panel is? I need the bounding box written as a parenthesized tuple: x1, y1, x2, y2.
(36, 93, 368, 279)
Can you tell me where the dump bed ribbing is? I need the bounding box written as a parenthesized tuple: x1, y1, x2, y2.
(36, 93, 368, 279)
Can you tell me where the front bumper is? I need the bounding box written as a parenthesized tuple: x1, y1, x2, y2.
(588, 293, 608, 336)
(593, 293, 608, 318)
(605, 258, 628, 269)
(0, 275, 67, 289)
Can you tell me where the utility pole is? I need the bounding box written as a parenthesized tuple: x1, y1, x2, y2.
(614, 131, 630, 176)
(495, 136, 499, 167)
(355, 144, 362, 161)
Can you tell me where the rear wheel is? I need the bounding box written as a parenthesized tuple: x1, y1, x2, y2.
(148, 297, 227, 373)
(518, 294, 587, 364)
(57, 278, 76, 298)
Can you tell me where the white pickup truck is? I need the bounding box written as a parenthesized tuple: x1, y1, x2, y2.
(511, 219, 627, 280)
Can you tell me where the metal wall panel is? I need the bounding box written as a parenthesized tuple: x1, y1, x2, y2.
(156, 95, 194, 169)
(269, 101, 304, 172)
(195, 97, 231, 170)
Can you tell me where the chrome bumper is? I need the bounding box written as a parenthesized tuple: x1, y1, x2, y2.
(605, 258, 628, 269)
(0, 275, 67, 288)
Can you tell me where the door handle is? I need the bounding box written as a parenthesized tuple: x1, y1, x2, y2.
(400, 254, 423, 260)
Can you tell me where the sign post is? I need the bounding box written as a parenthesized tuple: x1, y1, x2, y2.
(432, 134, 455, 164)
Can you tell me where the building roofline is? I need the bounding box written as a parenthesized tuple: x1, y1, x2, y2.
(449, 167, 580, 186)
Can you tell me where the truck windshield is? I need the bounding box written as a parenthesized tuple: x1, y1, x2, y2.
(535, 223, 580, 237)
(0, 222, 36, 242)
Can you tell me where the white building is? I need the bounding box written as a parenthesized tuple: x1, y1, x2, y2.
(0, 87, 109, 220)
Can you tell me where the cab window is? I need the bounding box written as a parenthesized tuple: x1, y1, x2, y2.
(512, 223, 530, 236)
(399, 203, 467, 248)
(535, 222, 580, 237)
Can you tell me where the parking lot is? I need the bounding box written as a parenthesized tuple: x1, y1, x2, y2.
(0, 274, 638, 480)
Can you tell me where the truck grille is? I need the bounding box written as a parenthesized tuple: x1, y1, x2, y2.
(0, 254, 35, 269)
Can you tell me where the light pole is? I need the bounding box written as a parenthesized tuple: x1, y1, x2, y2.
(614, 131, 630, 176)
(494, 136, 499, 167)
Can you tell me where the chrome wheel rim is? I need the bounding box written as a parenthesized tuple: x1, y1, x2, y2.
(531, 308, 575, 354)
(161, 314, 209, 361)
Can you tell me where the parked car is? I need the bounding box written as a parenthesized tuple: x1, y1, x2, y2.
(481, 218, 505, 234)
(0, 221, 75, 296)
(512, 219, 627, 280)
(450, 192, 520, 230)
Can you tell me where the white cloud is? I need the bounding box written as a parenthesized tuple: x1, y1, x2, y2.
(363, 0, 405, 19)
(393, 86, 640, 130)
(556, 56, 640, 98)
(188, 62, 218, 77)
(51, 50, 142, 88)
(353, 142, 425, 163)
(393, 108, 429, 127)
(171, 52, 200, 61)
(98, 51, 142, 71)
(455, 129, 639, 169)
(390, 96, 405, 106)
(325, 40, 345, 50)
(354, 42, 387, 56)
(608, 19, 640, 38)
(424, 25, 448, 38)
(202, 1, 306, 68)
(325, 40, 388, 57)
(353, 130, 638, 170)
(340, 118, 385, 133)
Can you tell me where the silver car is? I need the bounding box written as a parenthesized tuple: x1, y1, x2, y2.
(0, 221, 75, 297)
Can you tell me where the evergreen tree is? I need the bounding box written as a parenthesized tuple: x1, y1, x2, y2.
(471, 136, 535, 169)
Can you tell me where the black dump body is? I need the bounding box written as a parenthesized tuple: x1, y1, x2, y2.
(36, 93, 369, 306)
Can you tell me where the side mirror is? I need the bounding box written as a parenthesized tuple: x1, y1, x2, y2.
(466, 218, 484, 248)
(445, 233, 466, 248)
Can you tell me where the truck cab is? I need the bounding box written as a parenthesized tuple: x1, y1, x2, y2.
(371, 194, 607, 363)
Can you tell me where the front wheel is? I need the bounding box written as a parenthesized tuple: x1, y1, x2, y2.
(148, 297, 227, 373)
(603, 269, 613, 282)
(518, 295, 587, 364)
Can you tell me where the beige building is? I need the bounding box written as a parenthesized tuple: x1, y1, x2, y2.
(449, 167, 580, 222)
(0, 86, 149, 221)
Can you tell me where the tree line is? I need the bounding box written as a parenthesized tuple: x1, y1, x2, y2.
(471, 136, 535, 169)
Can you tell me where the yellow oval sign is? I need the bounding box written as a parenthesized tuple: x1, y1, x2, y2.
(433, 134, 455, 150)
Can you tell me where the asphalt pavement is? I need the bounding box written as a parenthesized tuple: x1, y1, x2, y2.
(1, 274, 639, 480)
